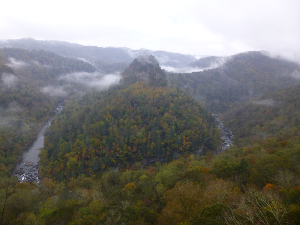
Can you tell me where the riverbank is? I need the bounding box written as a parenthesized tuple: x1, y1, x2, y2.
(13, 104, 64, 183)
(212, 114, 234, 153)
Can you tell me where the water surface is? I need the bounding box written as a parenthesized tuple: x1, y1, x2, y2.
(13, 105, 63, 182)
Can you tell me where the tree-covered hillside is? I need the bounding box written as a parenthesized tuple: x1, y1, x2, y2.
(169, 51, 300, 112)
(3, 126, 300, 224)
(222, 83, 300, 147)
(1, 48, 300, 224)
(40, 81, 220, 180)
(0, 48, 96, 173)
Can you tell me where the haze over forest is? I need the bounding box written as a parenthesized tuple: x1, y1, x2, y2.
(1, 1, 300, 225)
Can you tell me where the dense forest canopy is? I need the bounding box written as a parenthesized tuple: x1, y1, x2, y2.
(222, 83, 300, 147)
(169, 51, 300, 112)
(1, 45, 300, 224)
(41, 80, 220, 180)
(0, 47, 97, 173)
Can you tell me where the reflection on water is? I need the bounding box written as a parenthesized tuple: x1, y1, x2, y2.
(13, 105, 63, 183)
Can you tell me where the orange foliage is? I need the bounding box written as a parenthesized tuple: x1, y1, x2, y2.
(263, 183, 277, 191)
(148, 166, 156, 176)
(202, 167, 210, 173)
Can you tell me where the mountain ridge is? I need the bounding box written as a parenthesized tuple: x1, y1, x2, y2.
(0, 38, 197, 70)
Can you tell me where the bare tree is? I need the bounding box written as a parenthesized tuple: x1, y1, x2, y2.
(224, 188, 289, 225)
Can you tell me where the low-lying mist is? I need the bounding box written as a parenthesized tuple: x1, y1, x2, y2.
(253, 98, 277, 106)
(0, 102, 22, 128)
(6, 57, 27, 69)
(41, 71, 121, 97)
(162, 57, 228, 73)
(1, 73, 19, 88)
(162, 66, 206, 73)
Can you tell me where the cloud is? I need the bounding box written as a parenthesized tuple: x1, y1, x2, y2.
(87, 74, 121, 89)
(289, 70, 300, 79)
(1, 73, 19, 87)
(7, 102, 22, 112)
(0, 116, 17, 128)
(59, 71, 121, 89)
(41, 71, 121, 96)
(31, 60, 52, 68)
(162, 66, 205, 73)
(0, 102, 22, 128)
(253, 99, 276, 106)
(192, 0, 300, 62)
(162, 57, 228, 73)
(0, 0, 299, 60)
(40, 85, 68, 97)
(6, 57, 27, 69)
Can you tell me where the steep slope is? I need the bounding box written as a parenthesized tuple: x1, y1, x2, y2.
(121, 55, 168, 86)
(222, 83, 300, 146)
(169, 51, 300, 112)
(40, 57, 220, 180)
(0, 48, 96, 172)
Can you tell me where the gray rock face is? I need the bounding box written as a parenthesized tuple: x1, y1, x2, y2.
(135, 55, 160, 66)
(121, 55, 167, 87)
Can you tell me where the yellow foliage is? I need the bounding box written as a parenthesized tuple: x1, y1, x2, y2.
(124, 182, 136, 190)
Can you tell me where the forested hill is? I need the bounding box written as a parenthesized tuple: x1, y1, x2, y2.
(0, 48, 97, 173)
(40, 56, 220, 180)
(222, 83, 300, 147)
(3, 49, 300, 224)
(169, 51, 300, 112)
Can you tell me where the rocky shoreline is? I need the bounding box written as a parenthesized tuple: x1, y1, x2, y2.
(212, 114, 234, 153)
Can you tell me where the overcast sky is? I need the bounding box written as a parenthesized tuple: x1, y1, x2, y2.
(1, 0, 299, 61)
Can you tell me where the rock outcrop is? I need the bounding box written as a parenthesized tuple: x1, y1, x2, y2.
(121, 55, 167, 86)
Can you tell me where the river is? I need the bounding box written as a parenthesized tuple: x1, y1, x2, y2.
(212, 114, 234, 152)
(12, 107, 232, 182)
(13, 105, 63, 183)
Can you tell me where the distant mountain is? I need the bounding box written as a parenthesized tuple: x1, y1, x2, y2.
(93, 60, 129, 74)
(169, 51, 300, 112)
(162, 56, 226, 73)
(121, 55, 167, 87)
(0, 38, 197, 72)
(187, 56, 226, 69)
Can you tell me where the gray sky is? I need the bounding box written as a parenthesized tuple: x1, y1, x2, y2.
(1, 0, 299, 60)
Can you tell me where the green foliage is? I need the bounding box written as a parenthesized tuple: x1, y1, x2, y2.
(3, 48, 300, 225)
(223, 83, 300, 147)
(0, 47, 96, 172)
(169, 51, 300, 113)
(212, 159, 239, 179)
(41, 81, 220, 179)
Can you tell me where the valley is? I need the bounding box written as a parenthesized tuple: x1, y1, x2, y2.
(13, 104, 63, 183)
(1, 39, 300, 224)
